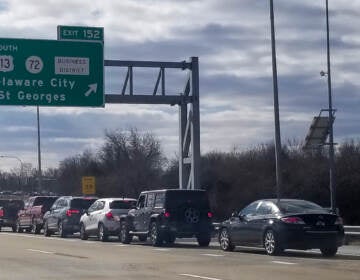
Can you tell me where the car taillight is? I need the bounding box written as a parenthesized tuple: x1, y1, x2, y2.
(164, 211, 171, 218)
(0, 209, 3, 217)
(105, 211, 114, 220)
(66, 209, 80, 217)
(207, 212, 213, 218)
(334, 217, 343, 225)
(281, 217, 305, 224)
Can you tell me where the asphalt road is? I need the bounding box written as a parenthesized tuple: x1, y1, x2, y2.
(0, 230, 359, 280)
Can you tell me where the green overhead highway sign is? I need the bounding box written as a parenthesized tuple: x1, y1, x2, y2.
(0, 38, 104, 107)
(57, 26, 104, 43)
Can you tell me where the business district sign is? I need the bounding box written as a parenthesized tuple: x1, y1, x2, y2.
(0, 38, 104, 107)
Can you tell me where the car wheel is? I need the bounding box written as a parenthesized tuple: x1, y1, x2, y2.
(58, 221, 66, 238)
(320, 246, 338, 257)
(219, 228, 235, 251)
(16, 219, 23, 233)
(119, 221, 132, 244)
(263, 229, 282, 255)
(0, 226, 2, 232)
(12, 225, 17, 232)
(138, 235, 147, 242)
(150, 222, 163, 247)
(80, 223, 88, 240)
(197, 233, 211, 247)
(43, 221, 51, 237)
(98, 224, 108, 242)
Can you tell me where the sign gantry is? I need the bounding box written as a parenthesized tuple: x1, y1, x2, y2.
(0, 29, 201, 190)
(105, 57, 201, 190)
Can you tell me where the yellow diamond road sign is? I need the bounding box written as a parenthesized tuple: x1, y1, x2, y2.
(82, 176, 96, 195)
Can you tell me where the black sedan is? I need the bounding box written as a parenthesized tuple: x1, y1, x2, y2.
(218, 199, 345, 257)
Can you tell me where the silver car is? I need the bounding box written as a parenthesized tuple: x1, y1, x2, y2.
(79, 198, 136, 242)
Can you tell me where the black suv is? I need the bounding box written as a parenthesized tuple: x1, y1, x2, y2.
(43, 196, 97, 237)
(0, 199, 24, 232)
(119, 189, 213, 247)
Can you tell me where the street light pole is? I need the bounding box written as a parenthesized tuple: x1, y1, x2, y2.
(269, 0, 282, 201)
(37, 106, 43, 191)
(325, 0, 336, 213)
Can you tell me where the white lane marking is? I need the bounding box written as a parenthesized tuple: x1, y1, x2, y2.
(272, 261, 297, 265)
(153, 248, 171, 251)
(27, 249, 54, 254)
(179, 274, 223, 280)
(115, 244, 129, 247)
(201, 254, 224, 257)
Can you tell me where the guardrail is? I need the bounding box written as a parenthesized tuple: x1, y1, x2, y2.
(344, 226, 360, 244)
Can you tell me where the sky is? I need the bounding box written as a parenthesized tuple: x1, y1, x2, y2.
(0, 0, 359, 172)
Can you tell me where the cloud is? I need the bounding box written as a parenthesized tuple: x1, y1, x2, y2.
(0, 0, 359, 172)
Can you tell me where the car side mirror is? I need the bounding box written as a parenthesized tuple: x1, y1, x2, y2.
(231, 211, 238, 218)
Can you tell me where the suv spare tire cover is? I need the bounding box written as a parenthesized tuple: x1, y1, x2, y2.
(184, 207, 200, 224)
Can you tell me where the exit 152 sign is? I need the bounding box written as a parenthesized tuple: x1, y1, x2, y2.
(0, 38, 104, 107)
(57, 26, 104, 43)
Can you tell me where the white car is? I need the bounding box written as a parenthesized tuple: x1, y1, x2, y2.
(79, 198, 136, 242)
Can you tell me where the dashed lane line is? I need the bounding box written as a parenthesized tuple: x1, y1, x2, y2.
(179, 273, 223, 280)
(27, 248, 54, 254)
(201, 254, 224, 257)
(153, 248, 171, 251)
(272, 261, 297, 265)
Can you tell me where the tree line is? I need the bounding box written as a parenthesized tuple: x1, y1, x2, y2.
(1, 129, 359, 224)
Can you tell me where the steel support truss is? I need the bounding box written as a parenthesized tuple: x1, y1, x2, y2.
(104, 57, 200, 190)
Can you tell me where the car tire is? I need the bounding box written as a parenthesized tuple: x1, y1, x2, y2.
(0, 226, 2, 232)
(263, 229, 282, 255)
(138, 235, 147, 242)
(12, 225, 16, 232)
(150, 221, 163, 247)
(16, 219, 23, 233)
(43, 220, 51, 237)
(80, 223, 88, 240)
(197, 233, 211, 247)
(98, 224, 108, 242)
(320, 246, 338, 257)
(58, 221, 67, 238)
(219, 228, 235, 251)
(119, 221, 132, 244)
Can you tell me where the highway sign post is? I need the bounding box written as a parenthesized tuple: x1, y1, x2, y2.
(57, 25, 104, 43)
(0, 38, 104, 107)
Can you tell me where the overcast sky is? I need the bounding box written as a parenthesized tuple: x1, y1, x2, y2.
(0, 0, 359, 171)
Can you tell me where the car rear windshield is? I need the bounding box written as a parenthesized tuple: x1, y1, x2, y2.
(70, 198, 97, 209)
(110, 200, 136, 209)
(0, 200, 24, 209)
(165, 191, 210, 208)
(33, 197, 58, 207)
(277, 200, 326, 214)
